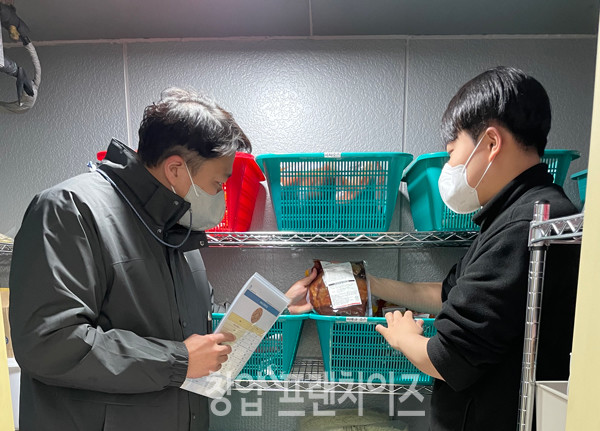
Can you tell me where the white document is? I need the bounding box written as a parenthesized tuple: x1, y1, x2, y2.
(321, 261, 362, 310)
(180, 272, 290, 399)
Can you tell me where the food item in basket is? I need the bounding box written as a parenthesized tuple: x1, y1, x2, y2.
(320, 422, 409, 431)
(299, 409, 408, 431)
(280, 162, 334, 187)
(308, 260, 371, 316)
(280, 162, 335, 201)
(374, 299, 435, 318)
(335, 161, 386, 202)
(279, 160, 385, 202)
(374, 299, 405, 317)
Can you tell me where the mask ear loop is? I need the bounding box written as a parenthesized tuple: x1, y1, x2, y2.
(464, 133, 494, 190)
(464, 133, 486, 168)
(97, 169, 192, 249)
(184, 163, 200, 197)
(473, 159, 494, 189)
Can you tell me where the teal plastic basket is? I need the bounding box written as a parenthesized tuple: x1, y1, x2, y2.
(542, 149, 580, 187)
(571, 169, 587, 208)
(256, 152, 413, 232)
(311, 314, 437, 385)
(402, 149, 580, 232)
(212, 313, 307, 380)
(402, 152, 477, 231)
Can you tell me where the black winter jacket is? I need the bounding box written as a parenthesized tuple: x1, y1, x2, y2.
(10, 139, 213, 431)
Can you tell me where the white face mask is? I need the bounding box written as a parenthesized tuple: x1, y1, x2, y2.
(174, 163, 226, 231)
(438, 134, 494, 214)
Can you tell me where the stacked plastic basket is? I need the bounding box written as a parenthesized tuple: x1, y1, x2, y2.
(402, 149, 580, 231)
(256, 152, 413, 232)
(208, 152, 265, 232)
(570, 169, 587, 209)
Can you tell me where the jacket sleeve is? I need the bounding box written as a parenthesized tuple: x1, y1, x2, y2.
(9, 189, 189, 394)
(427, 220, 531, 392)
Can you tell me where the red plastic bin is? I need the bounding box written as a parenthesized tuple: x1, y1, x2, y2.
(208, 152, 265, 232)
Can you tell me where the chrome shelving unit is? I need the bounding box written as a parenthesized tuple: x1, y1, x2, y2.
(206, 231, 464, 396)
(1, 233, 463, 397)
(207, 231, 477, 248)
(518, 206, 583, 431)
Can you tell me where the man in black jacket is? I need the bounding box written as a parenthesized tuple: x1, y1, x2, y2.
(373, 67, 580, 430)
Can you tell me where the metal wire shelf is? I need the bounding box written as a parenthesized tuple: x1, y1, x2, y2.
(0, 243, 13, 254)
(207, 231, 477, 248)
(0, 232, 478, 251)
(229, 358, 433, 395)
(528, 212, 584, 246)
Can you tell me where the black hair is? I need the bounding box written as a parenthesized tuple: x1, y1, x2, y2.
(137, 87, 251, 168)
(441, 66, 551, 156)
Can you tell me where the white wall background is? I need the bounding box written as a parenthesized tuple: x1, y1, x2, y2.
(0, 35, 596, 430)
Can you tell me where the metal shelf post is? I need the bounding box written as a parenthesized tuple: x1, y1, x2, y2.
(517, 205, 584, 430)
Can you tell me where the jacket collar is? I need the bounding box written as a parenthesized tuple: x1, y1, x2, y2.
(97, 138, 207, 250)
(473, 163, 554, 232)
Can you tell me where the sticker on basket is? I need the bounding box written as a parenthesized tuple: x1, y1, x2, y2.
(321, 261, 362, 310)
(344, 316, 369, 323)
(323, 152, 342, 159)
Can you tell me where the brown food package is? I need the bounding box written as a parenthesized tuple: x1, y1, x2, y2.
(308, 260, 370, 316)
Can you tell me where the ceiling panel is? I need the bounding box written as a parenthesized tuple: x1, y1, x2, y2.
(311, 0, 600, 36)
(4, 0, 600, 42)
(13, 0, 311, 41)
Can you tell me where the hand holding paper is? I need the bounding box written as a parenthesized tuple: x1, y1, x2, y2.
(180, 273, 290, 398)
(184, 332, 235, 378)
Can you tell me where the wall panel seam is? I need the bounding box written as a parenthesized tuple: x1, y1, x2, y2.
(308, 0, 313, 37)
(123, 43, 133, 148)
(403, 39, 409, 153)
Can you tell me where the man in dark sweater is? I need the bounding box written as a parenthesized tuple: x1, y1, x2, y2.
(373, 66, 580, 430)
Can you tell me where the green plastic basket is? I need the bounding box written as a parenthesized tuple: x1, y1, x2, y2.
(256, 152, 413, 232)
(311, 314, 437, 385)
(212, 313, 307, 380)
(571, 169, 587, 208)
(402, 149, 580, 232)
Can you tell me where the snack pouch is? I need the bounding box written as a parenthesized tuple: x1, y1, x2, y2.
(308, 259, 372, 316)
